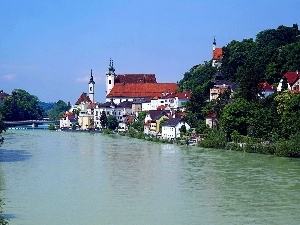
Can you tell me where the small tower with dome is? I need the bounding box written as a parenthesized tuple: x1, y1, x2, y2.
(89, 69, 95, 102)
(106, 58, 116, 96)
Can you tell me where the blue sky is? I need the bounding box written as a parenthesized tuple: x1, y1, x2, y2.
(0, 0, 299, 103)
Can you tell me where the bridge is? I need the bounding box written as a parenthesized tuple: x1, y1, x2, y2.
(4, 120, 59, 128)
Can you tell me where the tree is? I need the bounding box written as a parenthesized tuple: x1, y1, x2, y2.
(107, 115, 118, 130)
(278, 93, 300, 139)
(0, 89, 44, 121)
(281, 77, 289, 91)
(47, 100, 70, 120)
(100, 111, 108, 128)
(221, 98, 252, 136)
(0, 114, 5, 147)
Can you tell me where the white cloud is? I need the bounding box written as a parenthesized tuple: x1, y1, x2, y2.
(2, 74, 16, 81)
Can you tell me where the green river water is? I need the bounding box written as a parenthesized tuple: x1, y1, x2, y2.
(0, 129, 299, 225)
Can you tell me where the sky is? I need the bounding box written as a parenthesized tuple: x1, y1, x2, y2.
(0, 0, 299, 104)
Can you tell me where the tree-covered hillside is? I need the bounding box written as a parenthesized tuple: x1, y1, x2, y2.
(178, 24, 300, 92)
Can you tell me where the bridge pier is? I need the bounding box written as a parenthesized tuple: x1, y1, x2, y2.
(32, 123, 38, 128)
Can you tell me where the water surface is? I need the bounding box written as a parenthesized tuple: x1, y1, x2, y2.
(0, 130, 299, 225)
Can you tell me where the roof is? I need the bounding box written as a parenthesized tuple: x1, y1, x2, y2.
(147, 110, 170, 121)
(206, 112, 217, 119)
(115, 74, 156, 84)
(162, 118, 183, 127)
(61, 111, 76, 119)
(98, 101, 118, 108)
(0, 90, 9, 99)
(167, 91, 191, 99)
(87, 102, 97, 109)
(75, 92, 91, 105)
(124, 115, 136, 124)
(106, 83, 178, 98)
(118, 100, 133, 108)
(282, 72, 300, 85)
(213, 48, 223, 60)
(258, 82, 274, 91)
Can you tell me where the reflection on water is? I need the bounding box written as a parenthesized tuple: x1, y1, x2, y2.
(0, 130, 300, 225)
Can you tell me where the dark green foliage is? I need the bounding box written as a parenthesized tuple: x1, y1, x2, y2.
(177, 62, 217, 93)
(221, 98, 252, 136)
(278, 93, 300, 139)
(100, 111, 108, 129)
(47, 100, 70, 120)
(48, 124, 56, 130)
(107, 115, 119, 130)
(198, 130, 227, 149)
(0, 114, 5, 147)
(0, 89, 43, 121)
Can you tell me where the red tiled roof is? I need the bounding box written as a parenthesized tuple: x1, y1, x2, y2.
(107, 83, 178, 98)
(157, 105, 167, 110)
(283, 72, 300, 85)
(115, 74, 156, 84)
(61, 112, 75, 119)
(0, 91, 9, 99)
(258, 82, 273, 91)
(213, 48, 223, 60)
(206, 112, 217, 118)
(75, 92, 91, 105)
(167, 91, 191, 99)
(87, 102, 97, 109)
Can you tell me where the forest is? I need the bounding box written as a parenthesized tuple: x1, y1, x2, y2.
(177, 24, 300, 157)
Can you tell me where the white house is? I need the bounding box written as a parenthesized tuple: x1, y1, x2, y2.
(60, 112, 77, 129)
(161, 118, 190, 140)
(277, 71, 300, 92)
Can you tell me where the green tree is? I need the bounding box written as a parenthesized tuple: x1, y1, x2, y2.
(107, 115, 119, 130)
(279, 93, 300, 139)
(47, 100, 70, 120)
(100, 111, 108, 128)
(221, 98, 252, 137)
(0, 89, 43, 121)
(0, 114, 5, 147)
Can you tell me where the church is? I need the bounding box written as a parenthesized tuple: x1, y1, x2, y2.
(105, 59, 178, 104)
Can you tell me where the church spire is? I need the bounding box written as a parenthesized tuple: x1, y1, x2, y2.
(213, 36, 216, 51)
(89, 69, 95, 84)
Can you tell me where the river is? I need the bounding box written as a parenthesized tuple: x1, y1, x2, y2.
(0, 129, 299, 225)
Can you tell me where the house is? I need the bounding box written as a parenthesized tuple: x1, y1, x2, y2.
(0, 90, 9, 105)
(94, 100, 133, 129)
(105, 59, 178, 103)
(205, 112, 218, 128)
(73, 92, 94, 130)
(167, 91, 191, 110)
(277, 71, 300, 91)
(144, 110, 171, 135)
(258, 82, 275, 98)
(161, 118, 190, 140)
(210, 72, 237, 101)
(118, 115, 138, 132)
(60, 112, 77, 129)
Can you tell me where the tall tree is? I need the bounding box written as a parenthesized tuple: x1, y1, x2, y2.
(47, 100, 70, 120)
(0, 89, 43, 121)
(107, 115, 119, 130)
(100, 111, 108, 128)
(0, 114, 5, 147)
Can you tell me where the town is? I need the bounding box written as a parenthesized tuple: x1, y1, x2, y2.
(1, 24, 300, 158)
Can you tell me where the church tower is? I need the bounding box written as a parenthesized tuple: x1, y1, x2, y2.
(89, 69, 95, 102)
(212, 37, 223, 68)
(106, 58, 116, 96)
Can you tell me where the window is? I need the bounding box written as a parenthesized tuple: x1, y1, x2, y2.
(109, 80, 111, 84)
